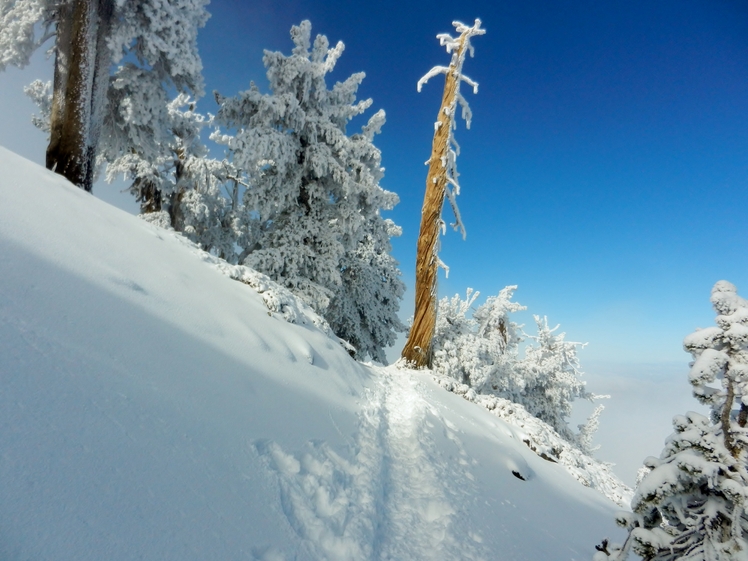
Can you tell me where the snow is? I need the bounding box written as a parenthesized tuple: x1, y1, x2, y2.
(0, 145, 625, 559)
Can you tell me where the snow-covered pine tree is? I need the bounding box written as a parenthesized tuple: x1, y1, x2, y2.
(514, 315, 595, 443)
(322, 108, 405, 362)
(104, 94, 242, 260)
(213, 21, 405, 362)
(595, 280, 748, 561)
(431, 287, 599, 444)
(1, 0, 208, 191)
(325, 226, 405, 364)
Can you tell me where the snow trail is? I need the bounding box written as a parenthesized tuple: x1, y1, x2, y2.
(258, 367, 486, 561)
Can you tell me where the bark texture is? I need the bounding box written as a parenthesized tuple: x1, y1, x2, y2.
(401, 30, 470, 368)
(46, 0, 113, 192)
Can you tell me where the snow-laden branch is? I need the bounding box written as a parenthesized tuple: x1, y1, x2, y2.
(416, 19, 484, 246)
(445, 177, 466, 240)
(417, 65, 449, 92)
(460, 74, 479, 94)
(455, 92, 472, 129)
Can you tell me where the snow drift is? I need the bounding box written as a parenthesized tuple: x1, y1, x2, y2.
(0, 146, 625, 560)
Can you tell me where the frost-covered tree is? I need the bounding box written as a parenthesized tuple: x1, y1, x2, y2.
(431, 287, 598, 443)
(325, 227, 406, 364)
(515, 315, 595, 442)
(105, 94, 242, 260)
(432, 287, 525, 390)
(401, 19, 485, 368)
(0, 0, 208, 191)
(213, 20, 405, 362)
(595, 281, 748, 561)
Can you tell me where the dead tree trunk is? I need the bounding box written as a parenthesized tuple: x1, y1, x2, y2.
(46, 0, 113, 192)
(401, 23, 479, 368)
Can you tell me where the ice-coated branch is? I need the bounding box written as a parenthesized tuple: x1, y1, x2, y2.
(437, 257, 450, 278)
(417, 65, 449, 92)
(450, 135, 461, 158)
(445, 178, 466, 240)
(460, 74, 479, 94)
(455, 92, 472, 129)
(436, 33, 460, 53)
(24, 78, 52, 134)
(322, 40, 344, 73)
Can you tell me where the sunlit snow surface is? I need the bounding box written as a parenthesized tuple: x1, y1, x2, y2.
(0, 146, 625, 560)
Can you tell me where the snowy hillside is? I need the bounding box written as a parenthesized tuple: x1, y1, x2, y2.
(0, 146, 626, 560)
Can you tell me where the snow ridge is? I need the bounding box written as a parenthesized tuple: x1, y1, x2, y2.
(140, 220, 356, 353)
(143, 217, 631, 514)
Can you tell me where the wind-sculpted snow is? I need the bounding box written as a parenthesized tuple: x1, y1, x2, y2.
(0, 146, 625, 560)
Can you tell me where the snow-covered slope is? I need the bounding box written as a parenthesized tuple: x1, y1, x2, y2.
(0, 146, 625, 560)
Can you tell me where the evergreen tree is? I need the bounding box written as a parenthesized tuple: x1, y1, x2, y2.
(0, 0, 208, 191)
(104, 93, 242, 260)
(596, 281, 748, 561)
(431, 287, 599, 444)
(515, 315, 594, 443)
(214, 20, 405, 362)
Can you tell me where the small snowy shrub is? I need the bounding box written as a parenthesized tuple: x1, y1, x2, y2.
(430, 286, 599, 445)
(596, 280, 748, 561)
(432, 287, 524, 390)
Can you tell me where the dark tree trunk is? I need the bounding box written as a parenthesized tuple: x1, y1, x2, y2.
(168, 153, 187, 231)
(136, 179, 163, 214)
(46, 0, 113, 192)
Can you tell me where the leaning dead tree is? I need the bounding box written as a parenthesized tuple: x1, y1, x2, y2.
(401, 19, 485, 368)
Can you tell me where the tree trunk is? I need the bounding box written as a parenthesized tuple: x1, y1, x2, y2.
(47, 0, 113, 192)
(722, 379, 737, 457)
(401, 30, 470, 369)
(168, 151, 187, 231)
(84, 0, 114, 189)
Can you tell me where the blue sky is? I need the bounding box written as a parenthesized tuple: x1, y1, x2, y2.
(198, 0, 748, 364)
(1, 0, 747, 366)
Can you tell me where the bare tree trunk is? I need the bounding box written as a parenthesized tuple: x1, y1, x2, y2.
(722, 379, 737, 457)
(47, 0, 87, 186)
(46, 0, 112, 192)
(168, 151, 187, 231)
(401, 30, 470, 369)
(84, 0, 114, 189)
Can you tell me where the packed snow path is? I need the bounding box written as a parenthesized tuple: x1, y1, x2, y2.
(0, 147, 625, 560)
(255, 364, 625, 561)
(259, 368, 485, 560)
